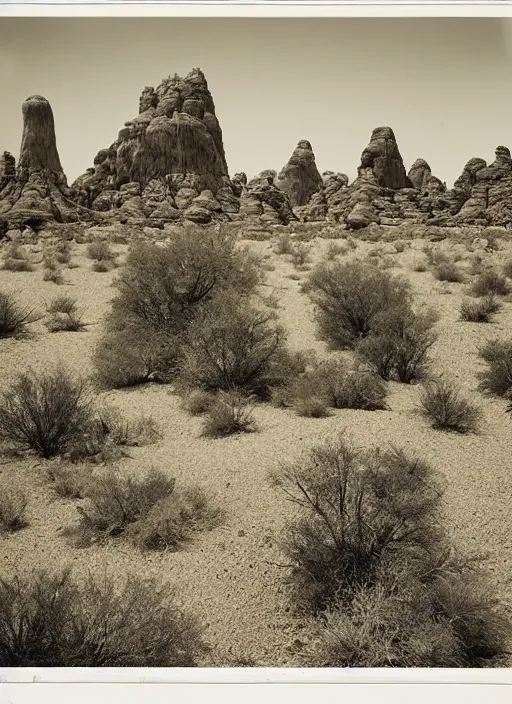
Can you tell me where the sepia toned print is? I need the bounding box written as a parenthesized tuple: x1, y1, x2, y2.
(0, 17, 510, 668)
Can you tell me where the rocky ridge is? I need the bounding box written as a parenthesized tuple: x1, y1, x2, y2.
(1, 71, 512, 235)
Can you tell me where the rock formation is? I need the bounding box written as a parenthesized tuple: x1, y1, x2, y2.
(276, 140, 322, 208)
(239, 170, 297, 225)
(0, 95, 84, 228)
(408, 158, 433, 191)
(71, 68, 239, 225)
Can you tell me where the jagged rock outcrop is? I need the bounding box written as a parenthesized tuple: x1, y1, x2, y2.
(239, 170, 297, 225)
(71, 68, 238, 224)
(454, 146, 512, 226)
(277, 140, 323, 208)
(408, 159, 433, 191)
(0, 96, 87, 228)
(360, 126, 412, 190)
(315, 127, 416, 228)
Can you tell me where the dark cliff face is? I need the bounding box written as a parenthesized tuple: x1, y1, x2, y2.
(276, 140, 323, 208)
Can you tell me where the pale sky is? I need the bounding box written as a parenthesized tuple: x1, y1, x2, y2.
(1, 18, 512, 187)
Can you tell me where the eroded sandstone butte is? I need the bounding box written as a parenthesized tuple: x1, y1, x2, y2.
(71, 68, 241, 225)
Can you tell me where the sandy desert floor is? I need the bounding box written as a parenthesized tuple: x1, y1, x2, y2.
(0, 226, 511, 666)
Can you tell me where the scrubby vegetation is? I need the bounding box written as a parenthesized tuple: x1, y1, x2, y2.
(357, 305, 438, 383)
(471, 270, 510, 297)
(0, 485, 28, 532)
(478, 340, 512, 397)
(67, 467, 218, 550)
(306, 259, 411, 349)
(0, 290, 39, 338)
(45, 295, 85, 332)
(0, 568, 205, 665)
(272, 433, 511, 666)
(201, 391, 256, 437)
(93, 229, 261, 389)
(459, 296, 501, 323)
(2, 243, 34, 272)
(419, 378, 481, 433)
(0, 366, 160, 460)
(434, 261, 464, 283)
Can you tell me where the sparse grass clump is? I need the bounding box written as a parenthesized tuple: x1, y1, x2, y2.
(0, 485, 28, 532)
(434, 262, 464, 283)
(477, 340, 512, 397)
(357, 306, 438, 383)
(459, 296, 501, 323)
(97, 405, 161, 447)
(419, 378, 481, 433)
(47, 462, 91, 499)
(306, 259, 411, 349)
(42, 256, 65, 285)
(2, 243, 34, 272)
(45, 295, 85, 332)
(86, 241, 116, 262)
(0, 290, 39, 338)
(273, 232, 294, 255)
(181, 390, 216, 416)
(201, 391, 256, 438)
(290, 242, 312, 269)
(325, 241, 348, 259)
(0, 568, 205, 665)
(471, 270, 510, 297)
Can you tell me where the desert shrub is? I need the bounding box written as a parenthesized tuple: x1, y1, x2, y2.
(311, 566, 511, 667)
(127, 485, 221, 551)
(0, 290, 39, 338)
(45, 295, 85, 332)
(42, 259, 64, 285)
(307, 260, 411, 349)
(290, 243, 312, 268)
(325, 241, 348, 259)
(274, 232, 294, 255)
(393, 240, 408, 253)
(434, 262, 464, 283)
(0, 568, 205, 666)
(290, 377, 331, 418)
(471, 270, 510, 297)
(2, 243, 33, 272)
(459, 296, 501, 323)
(94, 230, 259, 389)
(201, 391, 256, 438)
(44, 238, 72, 265)
(357, 306, 438, 383)
(182, 390, 216, 416)
(271, 434, 444, 612)
(86, 241, 116, 262)
(91, 260, 114, 273)
(0, 485, 28, 532)
(419, 378, 481, 433)
(93, 328, 178, 389)
(478, 340, 512, 396)
(178, 290, 288, 398)
(0, 367, 95, 459)
(412, 257, 428, 272)
(97, 405, 161, 447)
(70, 468, 176, 544)
(47, 462, 91, 499)
(290, 359, 387, 413)
(422, 244, 450, 267)
(109, 231, 259, 336)
(502, 259, 512, 279)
